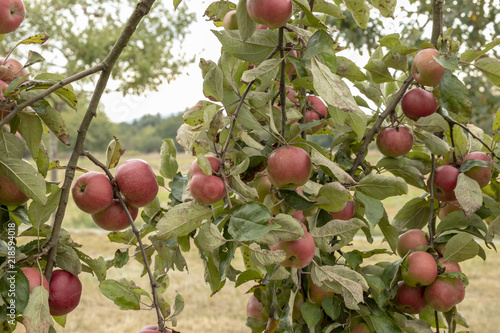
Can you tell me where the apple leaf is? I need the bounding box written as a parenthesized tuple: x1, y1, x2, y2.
(300, 302, 322, 328)
(414, 131, 453, 156)
(378, 214, 399, 254)
(74, 248, 107, 282)
(31, 73, 78, 110)
(415, 113, 450, 133)
(256, 214, 305, 245)
(442, 233, 480, 262)
(228, 202, 275, 241)
(0, 157, 47, 205)
(99, 279, 148, 310)
(0, 129, 25, 159)
(279, 188, 316, 210)
(336, 56, 368, 82)
(213, 29, 278, 64)
(392, 197, 433, 230)
(310, 146, 356, 185)
(156, 202, 212, 240)
(242, 59, 281, 86)
(376, 157, 426, 189)
(317, 181, 352, 212)
(22, 286, 53, 333)
(474, 56, 500, 87)
(356, 173, 408, 200)
(229, 175, 259, 200)
(436, 211, 487, 235)
(248, 243, 287, 267)
(486, 215, 500, 245)
(105, 136, 125, 169)
(460, 37, 500, 62)
(372, 0, 397, 18)
(304, 30, 336, 60)
(0, 268, 30, 314)
(236, 0, 256, 41)
(365, 59, 395, 83)
(493, 107, 500, 142)
(55, 244, 82, 276)
(18, 112, 43, 160)
(27, 187, 61, 229)
(313, 0, 345, 19)
(311, 218, 366, 252)
(293, 0, 327, 29)
(194, 222, 227, 252)
(454, 173, 482, 218)
(355, 192, 384, 225)
(343, 0, 370, 29)
(32, 101, 70, 146)
(159, 138, 179, 180)
(235, 269, 262, 287)
(438, 70, 472, 119)
(452, 125, 469, 161)
(371, 314, 404, 333)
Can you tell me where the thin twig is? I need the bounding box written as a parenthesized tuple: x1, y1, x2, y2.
(278, 27, 287, 141)
(427, 154, 437, 247)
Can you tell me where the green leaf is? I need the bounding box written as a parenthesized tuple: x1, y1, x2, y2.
(378, 213, 398, 253)
(310, 146, 356, 185)
(22, 286, 53, 333)
(105, 137, 125, 169)
(1, 268, 30, 314)
(415, 131, 453, 156)
(392, 197, 433, 230)
(355, 192, 384, 225)
(313, 0, 345, 19)
(376, 157, 426, 189)
(343, 0, 370, 29)
(0, 157, 47, 205)
(213, 29, 278, 64)
(493, 107, 500, 142)
(33, 102, 70, 146)
(415, 113, 450, 133)
(27, 187, 61, 229)
(356, 173, 408, 200)
(156, 202, 212, 240)
(460, 38, 500, 62)
(75, 249, 107, 282)
(203, 65, 224, 102)
(279, 188, 316, 210)
(311, 57, 362, 114)
(241, 59, 281, 84)
(237, 0, 256, 41)
(438, 70, 472, 119)
(454, 174, 482, 217)
(304, 30, 336, 60)
(292, 0, 327, 29)
(194, 222, 227, 252)
(311, 218, 366, 252)
(336, 56, 367, 82)
(442, 233, 480, 262)
(55, 244, 82, 276)
(364, 59, 394, 83)
(0, 129, 25, 159)
(437, 211, 486, 235)
(248, 243, 287, 267)
(300, 302, 322, 328)
(18, 112, 43, 160)
(235, 269, 262, 287)
(372, 0, 397, 17)
(228, 202, 275, 241)
(474, 56, 500, 87)
(99, 279, 147, 310)
(317, 181, 352, 212)
(32, 74, 78, 109)
(256, 214, 305, 245)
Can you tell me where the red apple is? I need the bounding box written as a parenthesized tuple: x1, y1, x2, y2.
(189, 174, 226, 205)
(429, 165, 459, 202)
(71, 172, 114, 214)
(396, 229, 429, 257)
(376, 126, 414, 157)
(401, 251, 437, 287)
(308, 276, 334, 304)
(48, 270, 82, 316)
(20, 267, 49, 293)
(411, 48, 445, 87)
(438, 201, 462, 219)
(0, 169, 29, 206)
(438, 258, 461, 273)
(91, 199, 139, 231)
(424, 276, 465, 312)
(0, 0, 25, 34)
(138, 325, 171, 333)
(246, 0, 293, 29)
(256, 24, 268, 30)
(401, 88, 437, 120)
(115, 159, 159, 207)
(0, 57, 28, 82)
(247, 294, 267, 321)
(329, 200, 355, 220)
(305, 95, 328, 133)
(189, 155, 221, 178)
(461, 151, 493, 188)
(292, 210, 306, 223)
(351, 322, 373, 333)
(270, 223, 315, 268)
(266, 146, 312, 189)
(393, 281, 426, 314)
(223, 9, 238, 30)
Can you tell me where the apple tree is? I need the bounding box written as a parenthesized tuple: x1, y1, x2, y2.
(1, 0, 500, 333)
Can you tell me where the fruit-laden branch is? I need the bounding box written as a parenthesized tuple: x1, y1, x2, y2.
(44, 0, 156, 278)
(349, 76, 414, 177)
(81, 150, 167, 333)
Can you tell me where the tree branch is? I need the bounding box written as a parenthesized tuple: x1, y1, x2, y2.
(427, 154, 437, 247)
(430, 0, 444, 48)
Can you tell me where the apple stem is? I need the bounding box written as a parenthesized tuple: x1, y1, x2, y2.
(349, 75, 414, 177)
(427, 154, 437, 247)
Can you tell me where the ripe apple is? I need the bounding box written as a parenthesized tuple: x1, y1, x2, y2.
(189, 174, 226, 205)
(246, 0, 293, 29)
(269, 223, 315, 268)
(329, 200, 355, 220)
(411, 48, 445, 87)
(0, 0, 25, 34)
(424, 276, 465, 312)
(438, 258, 461, 273)
(71, 172, 114, 214)
(401, 251, 437, 287)
(115, 159, 159, 207)
(20, 267, 49, 293)
(429, 165, 459, 202)
(48, 270, 82, 316)
(351, 322, 373, 333)
(393, 281, 426, 314)
(256, 24, 268, 30)
(438, 201, 462, 219)
(376, 126, 414, 157)
(247, 294, 267, 322)
(189, 155, 221, 178)
(0, 169, 29, 206)
(266, 146, 312, 189)
(308, 276, 334, 304)
(138, 325, 171, 333)
(305, 95, 328, 133)
(461, 151, 493, 188)
(223, 9, 238, 30)
(396, 229, 429, 257)
(292, 210, 306, 223)
(0, 57, 29, 82)
(401, 88, 437, 120)
(91, 199, 139, 231)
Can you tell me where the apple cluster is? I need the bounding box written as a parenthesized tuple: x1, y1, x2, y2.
(393, 229, 466, 314)
(188, 155, 226, 205)
(21, 267, 82, 316)
(72, 159, 159, 231)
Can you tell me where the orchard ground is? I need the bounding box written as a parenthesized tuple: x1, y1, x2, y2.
(14, 150, 500, 332)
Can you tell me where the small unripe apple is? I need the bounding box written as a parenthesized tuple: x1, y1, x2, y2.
(270, 223, 315, 268)
(266, 146, 312, 189)
(0, 0, 25, 34)
(411, 48, 445, 87)
(401, 251, 437, 287)
(424, 276, 465, 312)
(394, 281, 426, 314)
(72, 172, 114, 214)
(223, 9, 238, 30)
(115, 159, 159, 207)
(246, 0, 293, 29)
(329, 200, 355, 220)
(20, 267, 49, 293)
(48, 270, 82, 316)
(247, 294, 267, 321)
(91, 199, 139, 231)
(189, 174, 226, 205)
(429, 165, 459, 202)
(461, 151, 493, 188)
(376, 126, 414, 157)
(401, 88, 437, 120)
(397, 229, 429, 257)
